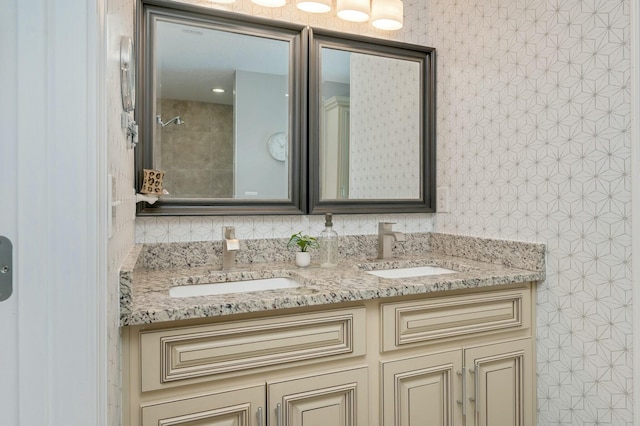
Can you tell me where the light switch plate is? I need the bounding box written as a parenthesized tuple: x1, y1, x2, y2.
(436, 187, 450, 212)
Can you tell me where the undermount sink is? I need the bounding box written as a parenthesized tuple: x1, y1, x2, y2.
(169, 277, 301, 298)
(365, 266, 457, 279)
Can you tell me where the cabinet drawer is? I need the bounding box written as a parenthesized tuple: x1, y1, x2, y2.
(140, 307, 366, 392)
(381, 288, 530, 352)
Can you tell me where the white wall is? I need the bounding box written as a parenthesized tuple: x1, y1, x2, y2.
(234, 71, 288, 199)
(118, 0, 633, 424)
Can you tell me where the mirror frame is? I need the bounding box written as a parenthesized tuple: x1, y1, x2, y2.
(308, 28, 436, 214)
(136, 0, 308, 216)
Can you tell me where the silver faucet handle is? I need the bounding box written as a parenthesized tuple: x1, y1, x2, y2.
(223, 226, 235, 239)
(379, 222, 396, 232)
(223, 226, 240, 251)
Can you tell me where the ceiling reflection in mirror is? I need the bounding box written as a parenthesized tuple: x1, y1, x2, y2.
(137, 4, 306, 216)
(319, 48, 421, 201)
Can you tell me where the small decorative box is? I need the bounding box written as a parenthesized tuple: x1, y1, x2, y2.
(140, 169, 165, 194)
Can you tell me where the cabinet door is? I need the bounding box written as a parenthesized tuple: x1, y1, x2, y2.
(381, 350, 463, 426)
(268, 367, 368, 426)
(141, 385, 265, 426)
(464, 339, 533, 426)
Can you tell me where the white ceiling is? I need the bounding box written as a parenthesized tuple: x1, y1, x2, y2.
(156, 21, 289, 104)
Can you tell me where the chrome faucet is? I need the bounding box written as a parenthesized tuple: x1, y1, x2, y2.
(222, 226, 240, 270)
(377, 222, 405, 260)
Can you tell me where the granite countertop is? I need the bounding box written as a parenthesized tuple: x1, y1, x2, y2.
(120, 233, 546, 326)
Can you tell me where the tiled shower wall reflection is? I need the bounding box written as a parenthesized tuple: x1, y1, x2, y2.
(158, 99, 234, 198)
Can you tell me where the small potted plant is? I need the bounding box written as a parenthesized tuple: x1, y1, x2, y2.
(287, 232, 319, 267)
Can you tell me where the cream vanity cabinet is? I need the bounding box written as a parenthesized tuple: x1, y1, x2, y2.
(140, 368, 368, 426)
(380, 286, 534, 426)
(124, 283, 535, 426)
(124, 307, 369, 426)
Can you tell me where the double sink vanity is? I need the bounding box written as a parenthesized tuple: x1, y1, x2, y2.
(120, 231, 545, 426)
(124, 2, 544, 425)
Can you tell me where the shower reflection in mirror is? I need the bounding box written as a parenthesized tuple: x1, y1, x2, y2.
(148, 15, 294, 202)
(156, 115, 185, 127)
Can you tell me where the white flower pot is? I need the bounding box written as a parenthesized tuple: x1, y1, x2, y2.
(295, 252, 311, 267)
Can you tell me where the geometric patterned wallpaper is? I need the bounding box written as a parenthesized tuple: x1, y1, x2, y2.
(129, 0, 633, 424)
(428, 0, 633, 424)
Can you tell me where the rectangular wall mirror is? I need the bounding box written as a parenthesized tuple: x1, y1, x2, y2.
(137, 1, 307, 215)
(308, 29, 436, 214)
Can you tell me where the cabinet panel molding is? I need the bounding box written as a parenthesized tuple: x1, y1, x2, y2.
(140, 308, 366, 391)
(464, 339, 533, 426)
(268, 367, 369, 426)
(382, 289, 530, 351)
(141, 385, 264, 426)
(381, 351, 462, 426)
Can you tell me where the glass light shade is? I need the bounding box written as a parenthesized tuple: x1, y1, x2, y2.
(252, 0, 286, 7)
(337, 0, 370, 22)
(296, 0, 331, 13)
(371, 0, 403, 30)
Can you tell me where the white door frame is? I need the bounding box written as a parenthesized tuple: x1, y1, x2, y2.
(0, 0, 19, 424)
(1, 0, 108, 425)
(632, 0, 640, 424)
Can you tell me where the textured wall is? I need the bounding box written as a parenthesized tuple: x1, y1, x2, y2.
(128, 0, 632, 424)
(106, 0, 136, 424)
(429, 0, 632, 424)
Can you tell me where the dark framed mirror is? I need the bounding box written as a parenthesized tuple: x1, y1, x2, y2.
(308, 28, 436, 214)
(136, 0, 307, 215)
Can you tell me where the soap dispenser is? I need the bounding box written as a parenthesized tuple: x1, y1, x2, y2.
(319, 213, 338, 267)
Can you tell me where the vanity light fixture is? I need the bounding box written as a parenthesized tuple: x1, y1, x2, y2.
(242, 0, 403, 29)
(211, 87, 225, 93)
(371, 0, 403, 30)
(336, 0, 370, 22)
(251, 0, 287, 7)
(296, 0, 331, 13)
